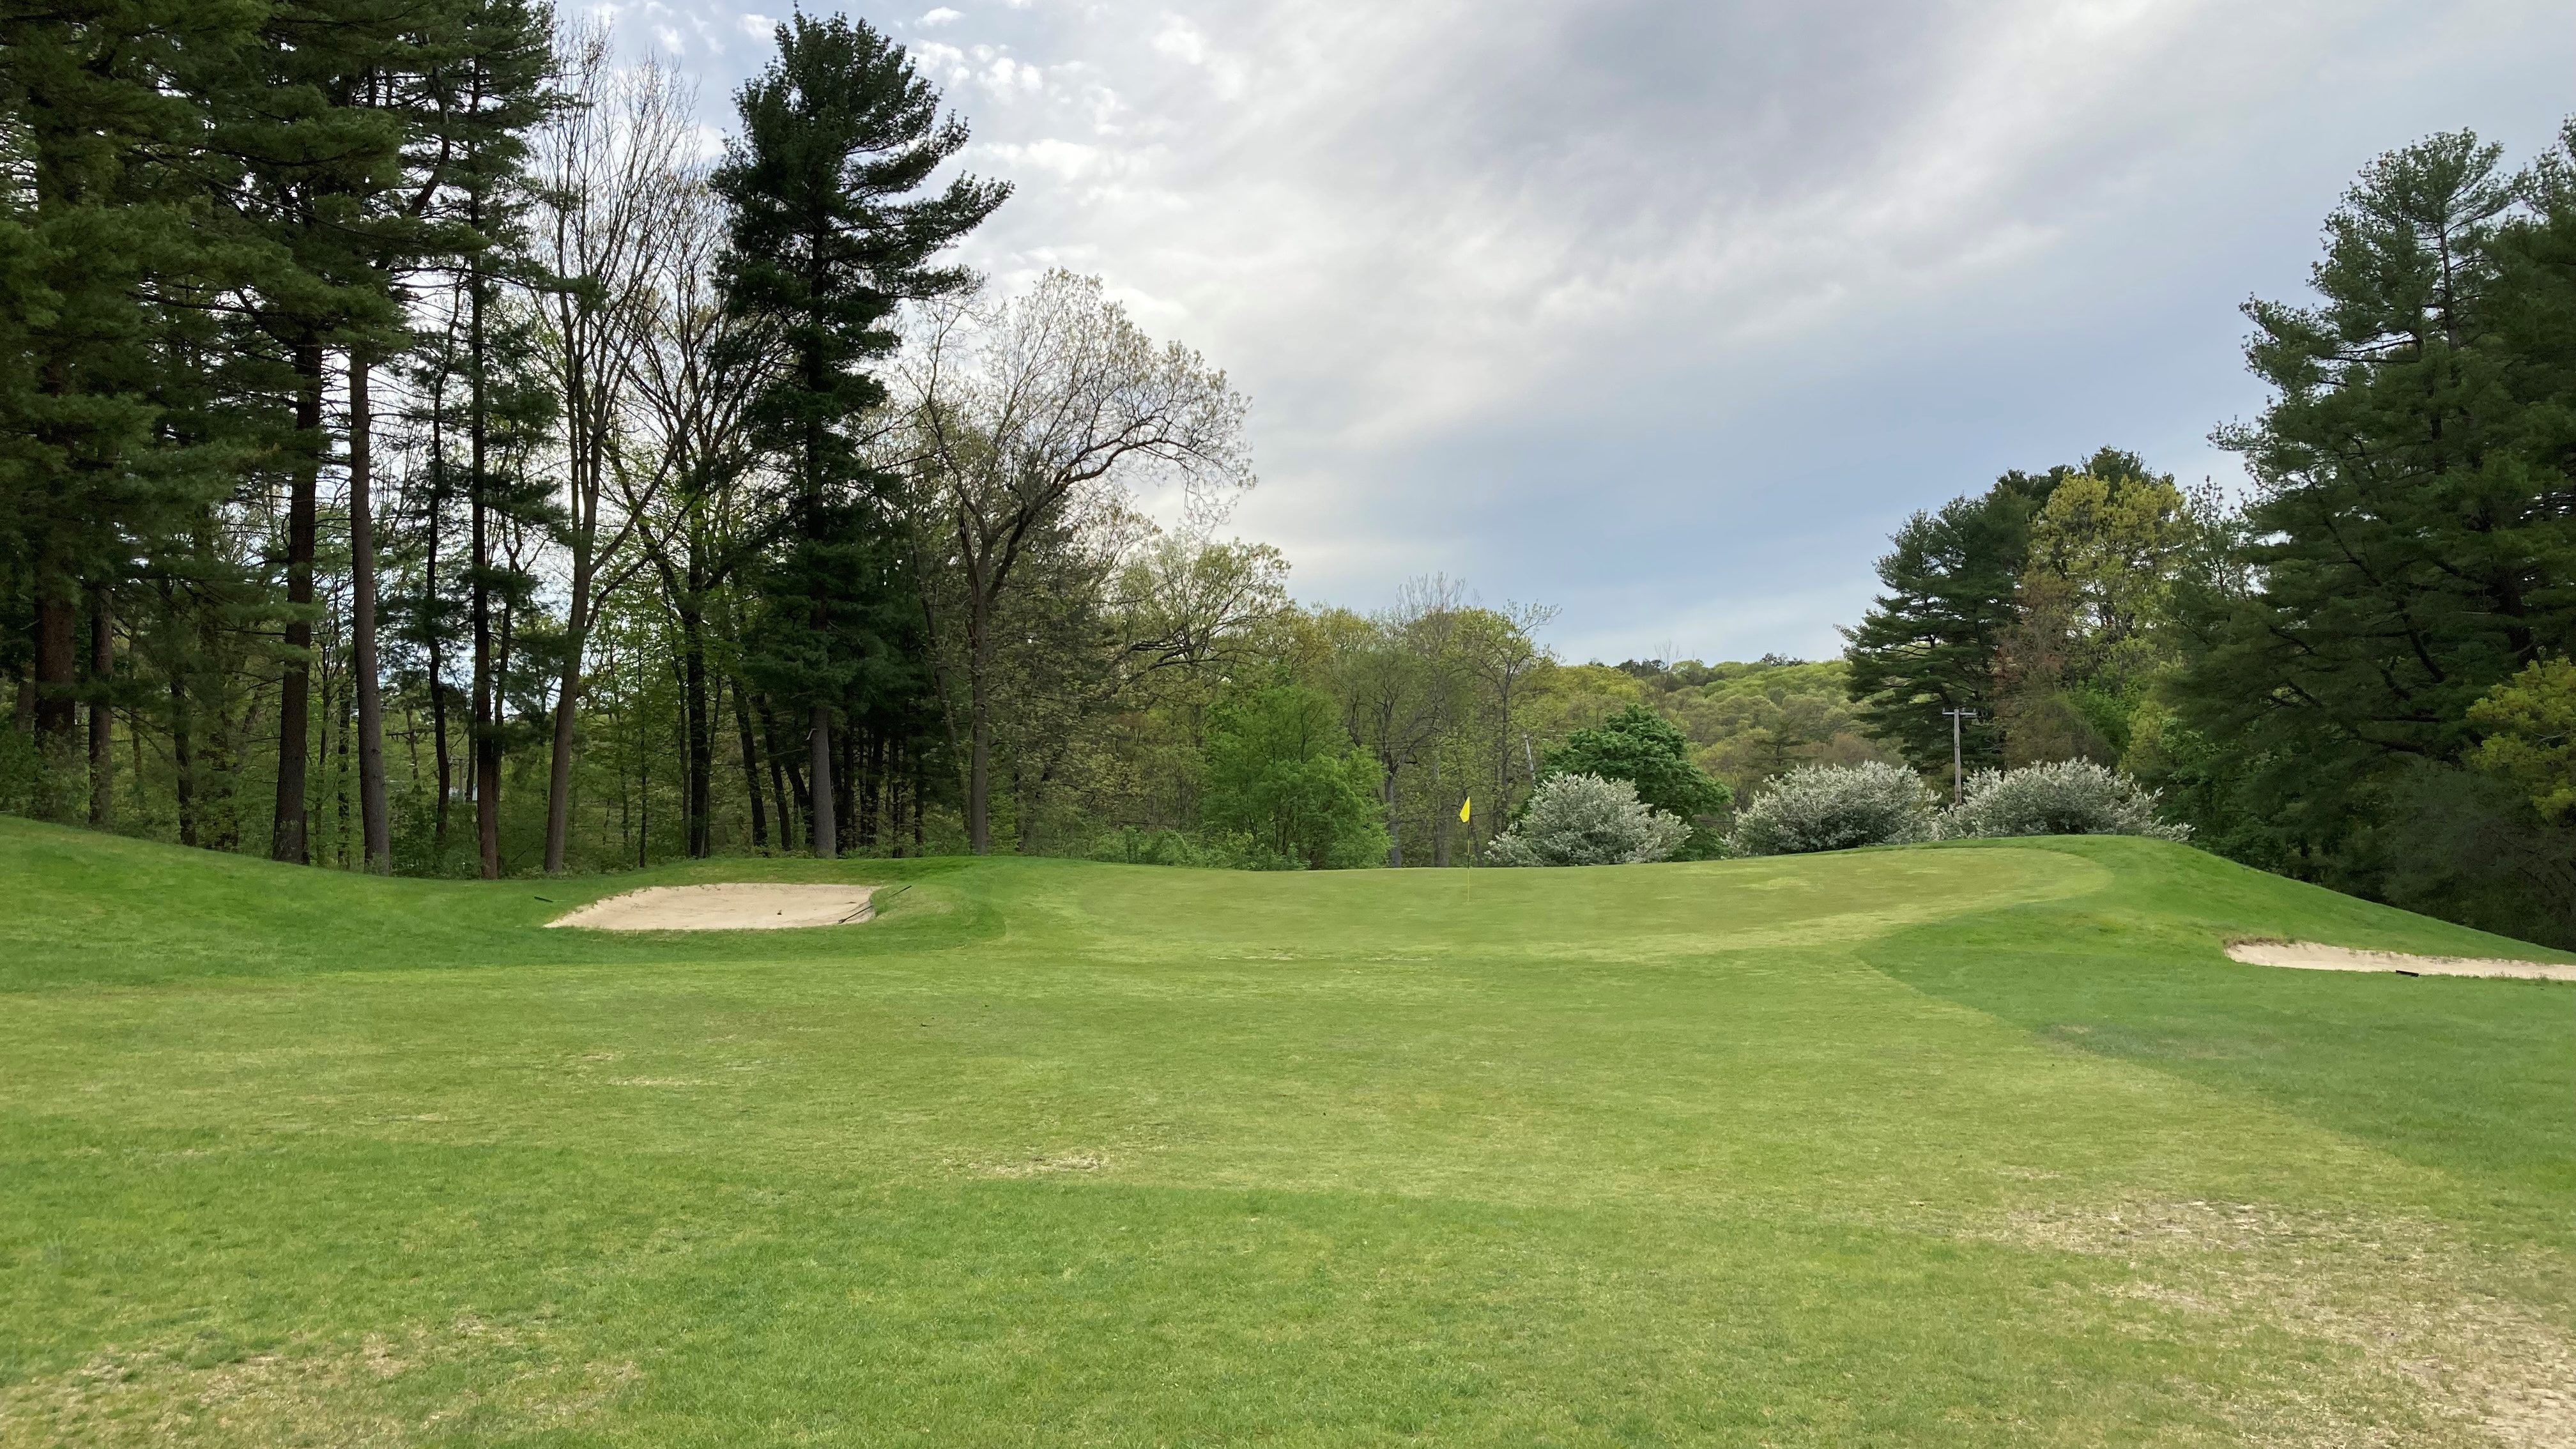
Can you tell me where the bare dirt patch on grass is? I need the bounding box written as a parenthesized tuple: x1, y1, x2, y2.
(1983, 1199, 2576, 1448)
(546, 884, 875, 931)
(2223, 939, 2575, 983)
(986, 1153, 1107, 1177)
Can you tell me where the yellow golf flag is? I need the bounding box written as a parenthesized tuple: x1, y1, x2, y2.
(1458, 797, 1471, 824)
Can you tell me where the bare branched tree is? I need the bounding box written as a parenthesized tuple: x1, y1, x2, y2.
(899, 270, 1253, 853)
(617, 159, 782, 856)
(529, 28, 696, 872)
(1331, 576, 1481, 866)
(1451, 599, 1558, 854)
(1112, 534, 1291, 678)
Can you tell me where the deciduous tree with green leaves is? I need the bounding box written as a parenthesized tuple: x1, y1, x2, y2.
(1540, 702, 1730, 856)
(1200, 682, 1387, 870)
(2467, 657, 2576, 825)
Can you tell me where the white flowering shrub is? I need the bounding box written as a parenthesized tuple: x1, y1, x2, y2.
(1941, 760, 2189, 840)
(1727, 762, 1936, 856)
(1489, 772, 1692, 866)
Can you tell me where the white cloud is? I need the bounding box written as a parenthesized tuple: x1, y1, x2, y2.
(608, 0, 2576, 659)
(920, 6, 963, 25)
(980, 54, 1045, 95)
(992, 137, 1107, 179)
(1147, 13, 1246, 98)
(1149, 15, 1206, 64)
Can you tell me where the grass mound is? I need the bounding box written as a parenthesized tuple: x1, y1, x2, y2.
(1, 818, 2569, 1446)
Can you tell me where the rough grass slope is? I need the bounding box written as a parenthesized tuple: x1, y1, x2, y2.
(1, 818, 2568, 1446)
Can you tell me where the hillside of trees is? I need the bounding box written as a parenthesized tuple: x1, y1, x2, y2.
(3, 10, 2570, 944)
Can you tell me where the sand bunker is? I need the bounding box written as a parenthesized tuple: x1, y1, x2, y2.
(546, 884, 876, 931)
(2225, 939, 2576, 982)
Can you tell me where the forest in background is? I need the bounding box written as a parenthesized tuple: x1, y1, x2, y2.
(4, 5, 2571, 944)
(0, 1, 1898, 882)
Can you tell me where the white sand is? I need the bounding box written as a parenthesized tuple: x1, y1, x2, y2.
(2224, 939, 2576, 982)
(546, 883, 876, 931)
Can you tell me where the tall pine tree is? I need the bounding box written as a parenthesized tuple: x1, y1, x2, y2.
(2173, 129, 2576, 940)
(420, 0, 555, 877)
(0, 0, 251, 814)
(214, 0, 421, 862)
(712, 14, 1003, 859)
(1840, 481, 2043, 774)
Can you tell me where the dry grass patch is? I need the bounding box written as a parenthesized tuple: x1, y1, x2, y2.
(0, 1317, 640, 1449)
(1981, 1199, 2576, 1449)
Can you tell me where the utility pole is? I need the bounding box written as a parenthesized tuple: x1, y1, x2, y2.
(1942, 707, 1978, 804)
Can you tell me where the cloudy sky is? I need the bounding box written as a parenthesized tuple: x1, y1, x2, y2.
(608, 0, 2573, 663)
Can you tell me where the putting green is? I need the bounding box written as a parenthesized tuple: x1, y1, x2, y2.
(1, 817, 2569, 1446)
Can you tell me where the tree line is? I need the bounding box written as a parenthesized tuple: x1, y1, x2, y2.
(1843, 126, 2576, 947)
(4, 6, 1818, 877)
(0, 5, 1275, 874)
(10, 10, 2567, 950)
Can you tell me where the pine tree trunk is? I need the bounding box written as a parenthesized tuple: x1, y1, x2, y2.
(430, 675, 452, 848)
(808, 703, 836, 860)
(349, 356, 391, 873)
(87, 586, 112, 827)
(886, 738, 904, 859)
(760, 694, 799, 850)
(171, 664, 196, 848)
(542, 569, 590, 873)
(783, 743, 808, 847)
(732, 672, 768, 848)
(424, 468, 452, 853)
(192, 521, 235, 850)
(332, 659, 353, 866)
(469, 290, 500, 879)
(31, 580, 76, 781)
(206, 654, 241, 853)
(834, 719, 855, 856)
(27, 135, 86, 818)
(966, 599, 992, 854)
(861, 730, 883, 847)
(635, 719, 649, 867)
(272, 338, 325, 864)
(681, 606, 711, 858)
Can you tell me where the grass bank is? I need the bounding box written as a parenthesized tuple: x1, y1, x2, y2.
(1, 818, 2568, 1445)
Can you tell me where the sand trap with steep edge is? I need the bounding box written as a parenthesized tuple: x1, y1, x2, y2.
(546, 884, 875, 931)
(2225, 939, 2575, 982)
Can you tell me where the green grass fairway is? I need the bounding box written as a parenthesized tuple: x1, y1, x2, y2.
(3, 818, 2571, 1446)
